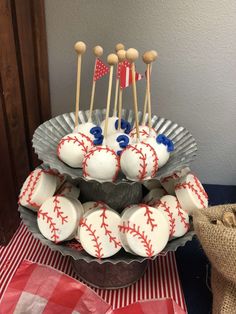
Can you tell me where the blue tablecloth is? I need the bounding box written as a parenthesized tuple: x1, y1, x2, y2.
(176, 184, 236, 314)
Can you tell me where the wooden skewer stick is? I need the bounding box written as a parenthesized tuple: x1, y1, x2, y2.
(142, 51, 158, 129)
(117, 49, 126, 130)
(126, 48, 140, 140)
(74, 41, 86, 129)
(113, 43, 125, 116)
(104, 54, 118, 139)
(88, 45, 103, 121)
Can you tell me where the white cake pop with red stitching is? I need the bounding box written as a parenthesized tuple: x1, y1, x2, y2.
(154, 195, 189, 239)
(120, 142, 158, 181)
(57, 132, 94, 168)
(144, 134, 174, 168)
(118, 204, 169, 257)
(18, 169, 58, 211)
(75, 122, 97, 140)
(37, 195, 84, 243)
(175, 173, 208, 215)
(105, 132, 130, 155)
(82, 145, 120, 182)
(129, 126, 156, 142)
(160, 167, 190, 195)
(79, 206, 122, 258)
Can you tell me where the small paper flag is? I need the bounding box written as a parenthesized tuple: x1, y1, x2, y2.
(117, 60, 131, 78)
(94, 59, 109, 81)
(120, 65, 143, 89)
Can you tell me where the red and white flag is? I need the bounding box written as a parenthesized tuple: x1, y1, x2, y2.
(117, 60, 131, 78)
(93, 58, 109, 81)
(120, 64, 143, 89)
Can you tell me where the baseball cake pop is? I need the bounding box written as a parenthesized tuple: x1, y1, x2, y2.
(154, 195, 189, 239)
(118, 204, 169, 257)
(79, 206, 122, 258)
(37, 195, 84, 243)
(175, 173, 208, 215)
(18, 169, 58, 211)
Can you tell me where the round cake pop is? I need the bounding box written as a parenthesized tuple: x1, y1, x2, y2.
(144, 134, 174, 168)
(79, 206, 122, 258)
(57, 132, 94, 168)
(75, 122, 98, 140)
(82, 146, 120, 182)
(120, 142, 159, 181)
(100, 117, 131, 136)
(105, 132, 130, 155)
(37, 195, 84, 243)
(129, 125, 156, 142)
(118, 204, 169, 257)
(154, 195, 189, 239)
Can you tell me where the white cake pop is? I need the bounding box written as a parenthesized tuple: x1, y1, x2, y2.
(120, 142, 158, 181)
(100, 117, 131, 136)
(105, 132, 130, 155)
(175, 173, 208, 215)
(160, 167, 190, 195)
(57, 132, 94, 168)
(75, 122, 97, 140)
(79, 206, 122, 258)
(18, 169, 58, 211)
(129, 125, 156, 142)
(76, 201, 111, 242)
(119, 204, 169, 257)
(37, 195, 84, 243)
(154, 195, 189, 239)
(144, 134, 174, 168)
(82, 145, 120, 182)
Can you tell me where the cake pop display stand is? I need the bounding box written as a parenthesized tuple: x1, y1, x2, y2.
(26, 108, 197, 288)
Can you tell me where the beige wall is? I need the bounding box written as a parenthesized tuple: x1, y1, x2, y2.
(45, 0, 236, 185)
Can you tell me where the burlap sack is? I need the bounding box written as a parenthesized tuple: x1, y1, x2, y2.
(193, 204, 236, 314)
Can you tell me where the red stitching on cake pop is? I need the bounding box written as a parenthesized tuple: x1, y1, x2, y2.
(53, 196, 68, 224)
(142, 142, 159, 177)
(175, 180, 207, 208)
(118, 222, 154, 257)
(79, 218, 104, 258)
(157, 200, 176, 236)
(18, 171, 35, 204)
(161, 172, 180, 183)
(130, 127, 156, 139)
(176, 199, 189, 230)
(57, 132, 93, 159)
(193, 175, 208, 201)
(26, 170, 43, 209)
(125, 144, 147, 180)
(100, 206, 121, 248)
(140, 203, 157, 231)
(82, 146, 120, 182)
(38, 209, 59, 243)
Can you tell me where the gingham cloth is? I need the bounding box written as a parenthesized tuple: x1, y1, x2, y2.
(0, 223, 186, 311)
(0, 261, 185, 314)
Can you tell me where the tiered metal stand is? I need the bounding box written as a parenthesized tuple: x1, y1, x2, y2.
(20, 109, 197, 288)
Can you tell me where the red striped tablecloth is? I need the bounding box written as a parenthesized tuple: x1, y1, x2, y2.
(0, 223, 186, 311)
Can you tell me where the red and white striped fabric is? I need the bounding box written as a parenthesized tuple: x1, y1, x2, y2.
(0, 223, 186, 311)
(93, 58, 109, 81)
(120, 65, 143, 89)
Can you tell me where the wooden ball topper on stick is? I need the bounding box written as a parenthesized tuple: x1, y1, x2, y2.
(142, 50, 158, 133)
(104, 53, 119, 139)
(74, 41, 86, 130)
(88, 45, 104, 121)
(113, 43, 125, 116)
(126, 48, 140, 140)
(142, 50, 158, 126)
